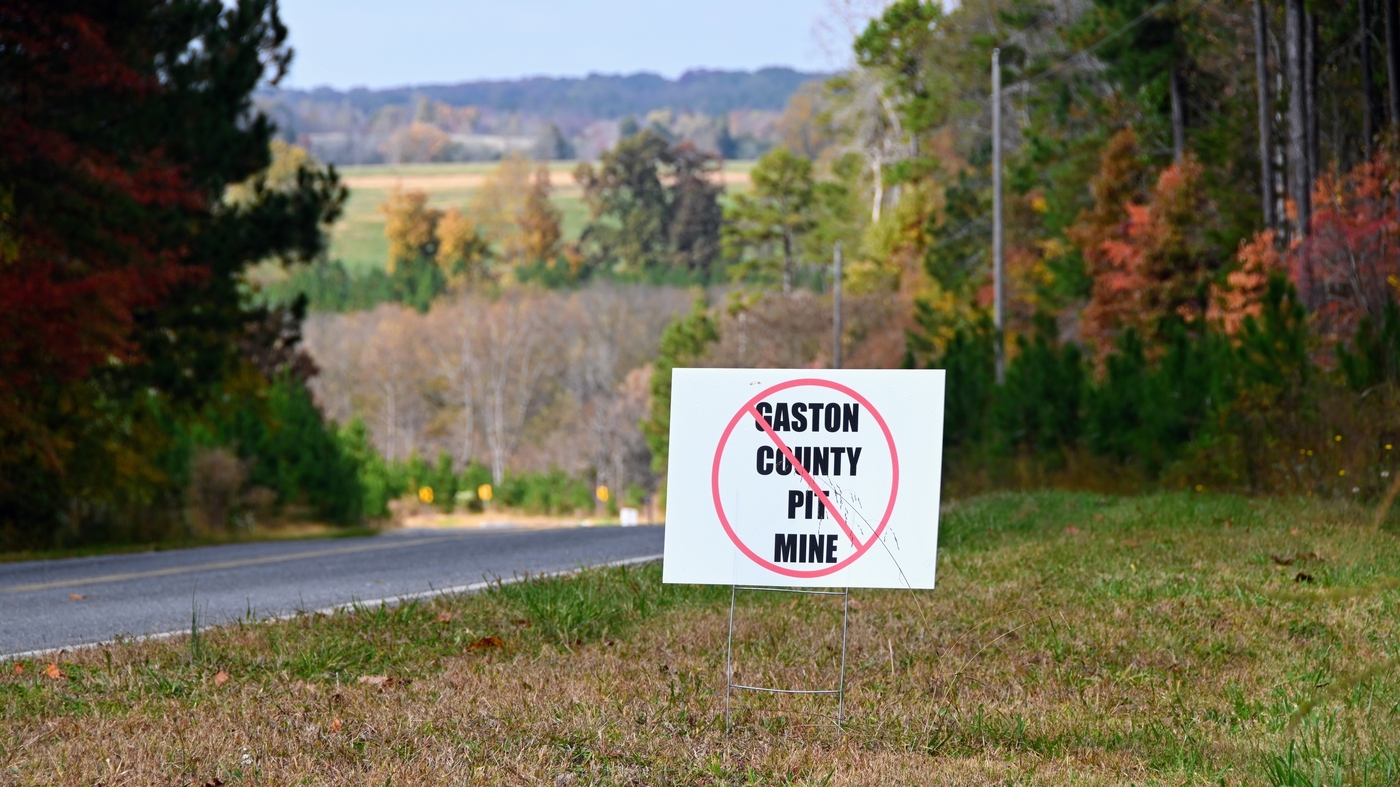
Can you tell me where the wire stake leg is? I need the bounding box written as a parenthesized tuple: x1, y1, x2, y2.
(725, 584, 736, 735)
(837, 587, 850, 732)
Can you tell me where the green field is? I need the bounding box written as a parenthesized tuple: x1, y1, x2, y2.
(7, 490, 1399, 783)
(330, 160, 755, 276)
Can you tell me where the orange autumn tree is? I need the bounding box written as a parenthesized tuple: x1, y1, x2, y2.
(1070, 129, 1221, 360)
(1295, 152, 1400, 345)
(1214, 153, 1400, 347)
(1209, 230, 1282, 336)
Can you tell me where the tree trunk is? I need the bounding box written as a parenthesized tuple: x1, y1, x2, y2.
(870, 150, 883, 223)
(1286, 0, 1311, 241)
(1362, 0, 1376, 158)
(1255, 0, 1275, 228)
(1387, 0, 1400, 124)
(781, 227, 794, 295)
(1305, 12, 1319, 185)
(1170, 67, 1186, 162)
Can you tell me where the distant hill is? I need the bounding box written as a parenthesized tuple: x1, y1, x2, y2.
(257, 68, 829, 164)
(266, 68, 826, 123)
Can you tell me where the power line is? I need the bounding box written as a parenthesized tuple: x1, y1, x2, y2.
(1009, 0, 1204, 88)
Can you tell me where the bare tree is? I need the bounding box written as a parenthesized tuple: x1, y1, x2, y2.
(471, 294, 551, 485)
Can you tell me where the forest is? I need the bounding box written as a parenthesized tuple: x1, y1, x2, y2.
(4, 0, 1400, 549)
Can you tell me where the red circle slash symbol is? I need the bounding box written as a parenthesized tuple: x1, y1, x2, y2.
(710, 378, 900, 578)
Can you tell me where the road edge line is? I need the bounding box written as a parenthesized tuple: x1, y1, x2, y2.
(0, 553, 662, 663)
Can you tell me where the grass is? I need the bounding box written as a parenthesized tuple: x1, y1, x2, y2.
(329, 160, 754, 275)
(4, 490, 1399, 784)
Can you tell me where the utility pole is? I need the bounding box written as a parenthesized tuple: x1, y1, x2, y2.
(832, 241, 843, 370)
(992, 48, 1006, 385)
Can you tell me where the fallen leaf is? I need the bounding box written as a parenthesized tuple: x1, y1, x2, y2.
(468, 636, 503, 651)
(12, 663, 23, 675)
(1289, 528, 1301, 536)
(1271, 553, 1295, 566)
(1223, 519, 1233, 529)
(329, 717, 342, 733)
(213, 670, 229, 687)
(435, 611, 454, 624)
(1064, 525, 1082, 535)
(357, 675, 389, 686)
(1295, 572, 1315, 583)
(511, 618, 532, 628)
(203, 779, 225, 787)
(42, 662, 64, 680)
(69, 593, 84, 600)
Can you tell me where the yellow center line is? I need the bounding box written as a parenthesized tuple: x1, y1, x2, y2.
(0, 537, 461, 594)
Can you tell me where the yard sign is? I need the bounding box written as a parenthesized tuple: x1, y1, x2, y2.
(663, 369, 944, 589)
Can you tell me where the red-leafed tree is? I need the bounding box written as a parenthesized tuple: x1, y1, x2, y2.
(0, 0, 344, 540)
(1295, 153, 1400, 346)
(1216, 154, 1400, 350)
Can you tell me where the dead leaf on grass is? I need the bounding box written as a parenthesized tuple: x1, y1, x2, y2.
(203, 779, 225, 787)
(11, 663, 23, 676)
(213, 670, 229, 687)
(1272, 553, 1296, 565)
(1290, 528, 1302, 536)
(435, 611, 454, 624)
(42, 662, 63, 680)
(68, 593, 84, 600)
(1295, 572, 1315, 583)
(329, 717, 342, 733)
(511, 618, 531, 627)
(468, 636, 503, 651)
(1064, 525, 1082, 535)
(357, 675, 393, 687)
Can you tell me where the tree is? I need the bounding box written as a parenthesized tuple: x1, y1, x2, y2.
(575, 131, 673, 276)
(434, 207, 492, 289)
(470, 154, 533, 269)
(574, 131, 724, 280)
(1073, 135, 1222, 358)
(723, 147, 817, 293)
(642, 301, 718, 476)
(0, 0, 345, 543)
(1090, 0, 1195, 160)
(668, 143, 724, 279)
(381, 189, 441, 273)
(518, 165, 563, 267)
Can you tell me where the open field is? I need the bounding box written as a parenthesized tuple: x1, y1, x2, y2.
(5, 490, 1399, 784)
(330, 160, 755, 276)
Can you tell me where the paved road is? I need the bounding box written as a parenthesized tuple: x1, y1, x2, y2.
(0, 525, 664, 658)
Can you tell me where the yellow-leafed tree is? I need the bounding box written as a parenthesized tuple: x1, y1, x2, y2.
(380, 188, 441, 273)
(435, 207, 492, 288)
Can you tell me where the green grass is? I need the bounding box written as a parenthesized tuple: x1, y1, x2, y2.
(6, 490, 1398, 784)
(329, 159, 752, 275)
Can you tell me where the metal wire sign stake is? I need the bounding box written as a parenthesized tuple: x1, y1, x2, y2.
(660, 370, 946, 735)
(724, 584, 850, 733)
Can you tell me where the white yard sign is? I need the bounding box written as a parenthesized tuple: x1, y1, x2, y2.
(662, 369, 945, 589)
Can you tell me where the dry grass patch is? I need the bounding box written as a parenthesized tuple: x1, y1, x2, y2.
(4, 491, 1400, 784)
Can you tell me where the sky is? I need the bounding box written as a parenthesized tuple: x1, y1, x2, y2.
(279, 0, 855, 90)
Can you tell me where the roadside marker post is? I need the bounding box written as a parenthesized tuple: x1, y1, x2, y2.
(662, 369, 945, 732)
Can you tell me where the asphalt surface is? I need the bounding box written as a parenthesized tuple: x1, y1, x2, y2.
(0, 525, 664, 658)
